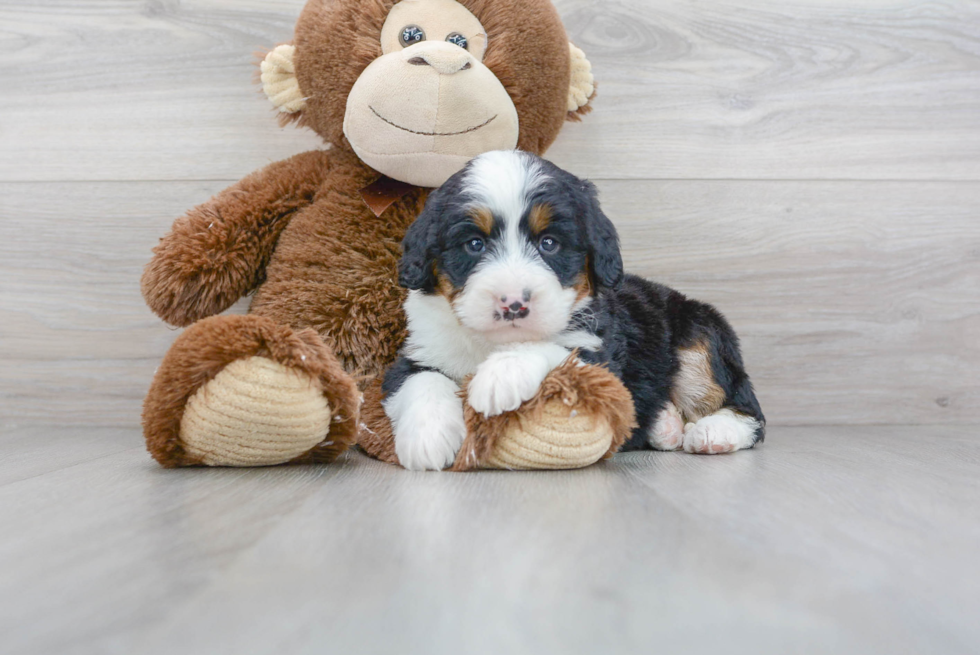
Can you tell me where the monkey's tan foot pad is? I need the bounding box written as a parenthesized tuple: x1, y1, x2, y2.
(451, 359, 637, 471)
(180, 357, 333, 466)
(143, 314, 361, 468)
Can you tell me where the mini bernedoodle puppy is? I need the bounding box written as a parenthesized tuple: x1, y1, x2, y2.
(383, 150, 765, 470)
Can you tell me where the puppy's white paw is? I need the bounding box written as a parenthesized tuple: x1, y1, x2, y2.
(467, 350, 547, 417)
(648, 402, 685, 451)
(682, 409, 760, 455)
(385, 372, 466, 471)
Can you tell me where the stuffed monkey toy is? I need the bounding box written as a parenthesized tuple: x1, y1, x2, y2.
(141, 0, 636, 470)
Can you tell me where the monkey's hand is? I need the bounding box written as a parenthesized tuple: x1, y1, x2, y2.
(141, 150, 334, 327)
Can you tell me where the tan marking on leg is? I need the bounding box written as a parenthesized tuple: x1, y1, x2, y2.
(469, 206, 495, 235)
(528, 203, 552, 235)
(671, 341, 726, 422)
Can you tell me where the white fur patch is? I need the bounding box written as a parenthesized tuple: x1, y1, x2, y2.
(463, 150, 546, 225)
(385, 371, 466, 471)
(467, 342, 571, 417)
(555, 298, 602, 351)
(553, 329, 603, 352)
(648, 401, 685, 451)
(682, 409, 760, 454)
(403, 291, 495, 384)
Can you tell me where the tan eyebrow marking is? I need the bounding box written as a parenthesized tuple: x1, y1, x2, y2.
(528, 203, 552, 235)
(469, 206, 495, 235)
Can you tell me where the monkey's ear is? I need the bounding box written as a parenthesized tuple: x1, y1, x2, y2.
(261, 44, 307, 114)
(566, 43, 596, 121)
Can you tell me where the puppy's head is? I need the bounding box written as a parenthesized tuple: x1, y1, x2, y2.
(400, 150, 623, 343)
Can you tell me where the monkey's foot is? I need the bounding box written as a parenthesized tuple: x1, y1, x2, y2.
(452, 359, 637, 471)
(143, 314, 361, 468)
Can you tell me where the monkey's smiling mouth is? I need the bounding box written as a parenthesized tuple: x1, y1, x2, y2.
(370, 106, 497, 136)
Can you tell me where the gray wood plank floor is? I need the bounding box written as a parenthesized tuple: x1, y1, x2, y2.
(1, 425, 978, 655)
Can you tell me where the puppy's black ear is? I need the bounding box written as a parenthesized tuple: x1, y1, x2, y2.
(583, 182, 624, 290)
(398, 190, 442, 292)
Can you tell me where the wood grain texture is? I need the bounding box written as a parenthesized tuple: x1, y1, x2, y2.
(2, 179, 978, 427)
(0, 425, 978, 655)
(1, 0, 979, 181)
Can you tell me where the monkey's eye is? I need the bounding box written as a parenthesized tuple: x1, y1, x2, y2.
(400, 25, 426, 47)
(538, 236, 560, 254)
(464, 237, 485, 255)
(446, 33, 468, 50)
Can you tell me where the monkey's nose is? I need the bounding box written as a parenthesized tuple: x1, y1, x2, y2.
(406, 44, 474, 75)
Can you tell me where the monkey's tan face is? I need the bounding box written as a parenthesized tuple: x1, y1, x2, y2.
(343, 0, 519, 188)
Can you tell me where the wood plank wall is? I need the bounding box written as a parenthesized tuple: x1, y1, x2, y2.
(1, 0, 978, 429)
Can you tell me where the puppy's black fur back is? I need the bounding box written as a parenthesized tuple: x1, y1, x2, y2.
(579, 276, 765, 450)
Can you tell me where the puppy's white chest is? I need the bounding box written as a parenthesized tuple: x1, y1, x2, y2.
(402, 291, 494, 383)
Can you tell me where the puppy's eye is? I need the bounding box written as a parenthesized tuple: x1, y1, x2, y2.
(400, 25, 426, 47)
(538, 236, 560, 254)
(446, 33, 468, 50)
(464, 237, 485, 255)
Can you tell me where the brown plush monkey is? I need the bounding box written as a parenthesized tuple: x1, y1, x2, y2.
(141, 0, 635, 469)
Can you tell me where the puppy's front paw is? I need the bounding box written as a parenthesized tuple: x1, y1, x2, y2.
(468, 350, 551, 417)
(396, 409, 466, 471)
(385, 372, 466, 471)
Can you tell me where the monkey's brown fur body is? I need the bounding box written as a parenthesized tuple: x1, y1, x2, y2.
(141, 0, 635, 469)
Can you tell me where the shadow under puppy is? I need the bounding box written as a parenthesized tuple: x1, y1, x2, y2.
(383, 151, 765, 470)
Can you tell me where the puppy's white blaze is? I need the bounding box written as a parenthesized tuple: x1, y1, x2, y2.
(403, 291, 495, 383)
(385, 371, 466, 471)
(682, 409, 760, 454)
(463, 150, 547, 229)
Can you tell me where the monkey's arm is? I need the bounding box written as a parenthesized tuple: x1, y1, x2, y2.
(141, 150, 335, 327)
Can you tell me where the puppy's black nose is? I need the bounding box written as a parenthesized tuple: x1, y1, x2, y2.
(498, 292, 531, 322)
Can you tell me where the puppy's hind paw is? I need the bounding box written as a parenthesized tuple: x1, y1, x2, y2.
(682, 409, 760, 454)
(648, 402, 684, 451)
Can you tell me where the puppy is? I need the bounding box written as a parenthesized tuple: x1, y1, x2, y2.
(383, 150, 765, 470)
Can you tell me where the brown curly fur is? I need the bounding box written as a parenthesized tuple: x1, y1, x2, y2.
(141, 0, 597, 468)
(358, 378, 400, 465)
(450, 359, 637, 472)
